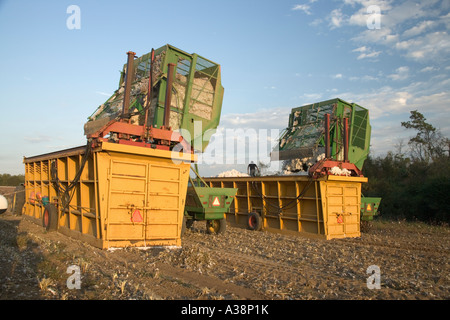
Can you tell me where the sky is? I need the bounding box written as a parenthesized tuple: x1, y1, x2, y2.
(0, 0, 449, 176)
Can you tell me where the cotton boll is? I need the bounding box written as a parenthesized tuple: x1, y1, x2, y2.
(316, 153, 325, 162)
(217, 169, 249, 177)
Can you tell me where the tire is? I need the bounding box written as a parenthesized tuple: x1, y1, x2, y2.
(181, 215, 195, 237)
(42, 204, 58, 232)
(206, 218, 227, 234)
(181, 216, 187, 237)
(247, 212, 262, 231)
(186, 219, 194, 229)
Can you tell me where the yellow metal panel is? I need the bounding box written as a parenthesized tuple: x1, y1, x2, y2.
(320, 180, 361, 239)
(99, 141, 197, 163)
(151, 165, 183, 181)
(149, 180, 180, 194)
(108, 224, 145, 240)
(147, 224, 179, 239)
(204, 174, 363, 240)
(148, 195, 179, 209)
(111, 161, 147, 177)
(111, 177, 147, 193)
(109, 193, 145, 208)
(147, 210, 179, 224)
(23, 141, 191, 249)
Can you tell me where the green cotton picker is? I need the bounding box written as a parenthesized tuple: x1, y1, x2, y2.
(271, 98, 381, 222)
(271, 98, 371, 173)
(84, 44, 224, 153)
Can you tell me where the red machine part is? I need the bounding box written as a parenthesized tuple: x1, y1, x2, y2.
(309, 159, 363, 178)
(87, 51, 193, 154)
(308, 114, 364, 178)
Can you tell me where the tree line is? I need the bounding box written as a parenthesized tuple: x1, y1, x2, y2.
(0, 173, 25, 186)
(362, 110, 449, 224)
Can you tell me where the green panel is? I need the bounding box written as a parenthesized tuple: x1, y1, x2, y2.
(360, 197, 381, 221)
(185, 186, 237, 220)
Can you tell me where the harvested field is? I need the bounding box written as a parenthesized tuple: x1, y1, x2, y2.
(0, 209, 448, 302)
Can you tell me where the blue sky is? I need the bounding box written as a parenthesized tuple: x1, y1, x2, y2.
(0, 0, 449, 175)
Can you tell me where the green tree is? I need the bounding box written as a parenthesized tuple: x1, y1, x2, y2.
(401, 110, 447, 162)
(361, 111, 449, 224)
(0, 173, 25, 186)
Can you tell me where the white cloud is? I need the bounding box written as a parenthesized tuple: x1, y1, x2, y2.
(352, 46, 381, 59)
(357, 51, 381, 59)
(381, 0, 440, 29)
(388, 66, 409, 81)
(349, 74, 379, 81)
(333, 0, 450, 62)
(352, 27, 398, 46)
(338, 74, 450, 122)
(352, 46, 367, 53)
(309, 18, 323, 26)
(301, 93, 323, 101)
(292, 0, 319, 15)
(95, 91, 112, 97)
(292, 4, 312, 15)
(333, 73, 343, 79)
(339, 86, 411, 119)
(395, 31, 450, 61)
(403, 20, 436, 38)
(329, 9, 344, 29)
(219, 107, 290, 131)
(420, 66, 438, 73)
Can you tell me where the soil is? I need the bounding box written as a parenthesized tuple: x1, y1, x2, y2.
(0, 208, 448, 301)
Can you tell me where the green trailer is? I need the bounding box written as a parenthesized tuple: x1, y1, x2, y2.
(360, 196, 382, 221)
(184, 167, 237, 234)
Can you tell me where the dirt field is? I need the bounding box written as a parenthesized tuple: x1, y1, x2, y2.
(0, 203, 448, 302)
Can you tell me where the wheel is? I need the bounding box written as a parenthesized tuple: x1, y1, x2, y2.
(181, 215, 195, 237)
(186, 219, 194, 229)
(206, 218, 226, 234)
(42, 204, 58, 232)
(247, 212, 262, 231)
